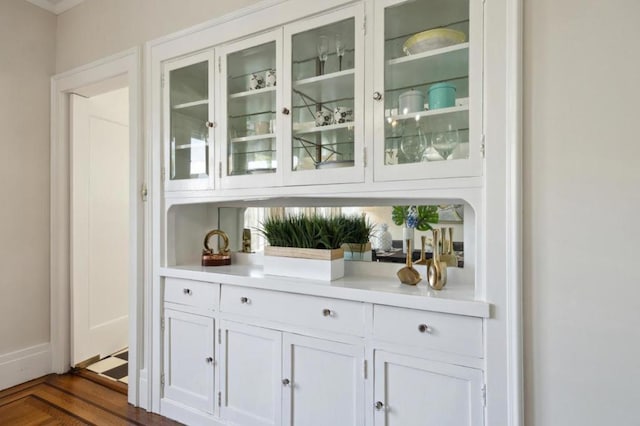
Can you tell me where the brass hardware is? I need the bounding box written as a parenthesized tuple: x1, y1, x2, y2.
(282, 107, 290, 115)
(396, 239, 421, 285)
(414, 235, 429, 266)
(240, 297, 249, 304)
(427, 229, 447, 290)
(418, 324, 429, 333)
(439, 227, 457, 267)
(375, 401, 384, 410)
(202, 229, 231, 266)
(282, 378, 290, 385)
(373, 91, 383, 101)
(183, 288, 192, 295)
(206, 357, 213, 364)
(322, 309, 332, 317)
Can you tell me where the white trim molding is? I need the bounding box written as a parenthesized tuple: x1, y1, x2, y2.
(25, 0, 84, 15)
(50, 47, 145, 407)
(0, 343, 51, 391)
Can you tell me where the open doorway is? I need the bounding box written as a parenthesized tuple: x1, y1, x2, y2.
(70, 86, 130, 385)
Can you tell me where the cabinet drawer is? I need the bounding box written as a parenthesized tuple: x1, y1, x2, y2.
(164, 278, 219, 311)
(221, 286, 365, 336)
(373, 305, 483, 358)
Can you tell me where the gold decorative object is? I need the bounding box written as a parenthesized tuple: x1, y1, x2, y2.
(439, 227, 458, 267)
(427, 229, 447, 290)
(242, 228, 252, 253)
(414, 235, 432, 267)
(397, 239, 421, 286)
(202, 229, 231, 266)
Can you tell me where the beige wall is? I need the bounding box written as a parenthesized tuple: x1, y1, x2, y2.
(0, 1, 56, 355)
(56, 0, 262, 73)
(524, 0, 640, 424)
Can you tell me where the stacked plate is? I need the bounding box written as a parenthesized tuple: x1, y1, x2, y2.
(402, 28, 466, 55)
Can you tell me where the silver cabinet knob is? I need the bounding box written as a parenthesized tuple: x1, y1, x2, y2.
(282, 107, 290, 115)
(183, 288, 192, 295)
(205, 357, 213, 364)
(206, 121, 216, 128)
(373, 91, 383, 101)
(240, 297, 249, 304)
(282, 378, 290, 386)
(418, 324, 430, 333)
(322, 309, 333, 317)
(375, 401, 384, 410)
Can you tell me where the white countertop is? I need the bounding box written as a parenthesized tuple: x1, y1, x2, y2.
(160, 264, 490, 318)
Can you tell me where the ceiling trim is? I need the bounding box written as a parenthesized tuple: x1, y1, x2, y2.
(25, 0, 85, 15)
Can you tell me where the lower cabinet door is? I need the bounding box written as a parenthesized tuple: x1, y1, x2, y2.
(163, 309, 215, 413)
(282, 334, 365, 426)
(373, 351, 484, 426)
(220, 320, 282, 426)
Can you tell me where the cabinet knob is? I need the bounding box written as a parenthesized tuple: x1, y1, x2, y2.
(375, 401, 384, 410)
(418, 324, 430, 333)
(205, 357, 213, 364)
(322, 308, 333, 317)
(183, 288, 192, 295)
(282, 107, 290, 115)
(373, 91, 383, 101)
(240, 296, 249, 304)
(282, 378, 290, 386)
(206, 121, 216, 128)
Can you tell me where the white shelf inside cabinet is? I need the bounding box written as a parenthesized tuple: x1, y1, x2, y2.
(172, 99, 208, 121)
(172, 142, 208, 151)
(385, 43, 469, 90)
(293, 69, 355, 105)
(293, 121, 355, 136)
(228, 86, 276, 117)
(388, 104, 469, 129)
(230, 133, 276, 143)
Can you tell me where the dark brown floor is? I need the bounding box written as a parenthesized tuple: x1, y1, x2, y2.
(0, 372, 182, 425)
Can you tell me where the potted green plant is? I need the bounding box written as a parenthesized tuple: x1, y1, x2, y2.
(340, 215, 375, 261)
(392, 205, 439, 253)
(259, 215, 348, 281)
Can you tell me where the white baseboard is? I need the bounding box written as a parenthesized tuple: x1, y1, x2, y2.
(0, 343, 52, 391)
(138, 368, 149, 410)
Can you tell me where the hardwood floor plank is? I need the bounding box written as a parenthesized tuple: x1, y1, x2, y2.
(0, 375, 50, 399)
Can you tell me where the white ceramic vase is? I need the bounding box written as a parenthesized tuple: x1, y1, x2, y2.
(402, 227, 415, 254)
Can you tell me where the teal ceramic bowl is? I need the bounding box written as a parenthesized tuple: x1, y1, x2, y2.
(428, 83, 456, 110)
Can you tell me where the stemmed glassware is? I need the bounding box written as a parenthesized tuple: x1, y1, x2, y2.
(431, 123, 459, 160)
(317, 35, 329, 75)
(335, 34, 346, 71)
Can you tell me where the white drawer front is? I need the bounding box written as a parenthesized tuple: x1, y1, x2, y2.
(164, 278, 219, 311)
(373, 305, 483, 358)
(221, 286, 365, 336)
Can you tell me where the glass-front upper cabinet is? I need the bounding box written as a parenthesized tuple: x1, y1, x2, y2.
(282, 4, 365, 186)
(163, 51, 215, 191)
(373, 0, 482, 182)
(219, 30, 282, 189)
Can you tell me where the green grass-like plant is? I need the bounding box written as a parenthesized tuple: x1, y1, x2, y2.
(259, 214, 374, 250)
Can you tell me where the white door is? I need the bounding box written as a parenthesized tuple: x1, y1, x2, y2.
(163, 309, 215, 413)
(219, 320, 282, 426)
(70, 90, 130, 365)
(282, 334, 365, 426)
(373, 351, 484, 426)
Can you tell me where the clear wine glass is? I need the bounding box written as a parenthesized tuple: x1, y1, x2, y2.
(317, 35, 329, 75)
(335, 34, 346, 71)
(400, 121, 427, 163)
(431, 123, 459, 160)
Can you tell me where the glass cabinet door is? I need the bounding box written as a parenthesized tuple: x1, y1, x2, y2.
(282, 4, 365, 186)
(164, 51, 215, 191)
(373, 0, 482, 182)
(219, 30, 282, 189)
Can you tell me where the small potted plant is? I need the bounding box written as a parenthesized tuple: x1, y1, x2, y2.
(259, 215, 348, 281)
(392, 205, 439, 253)
(340, 215, 375, 261)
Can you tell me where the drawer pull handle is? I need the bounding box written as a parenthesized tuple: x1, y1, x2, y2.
(205, 357, 213, 364)
(282, 378, 290, 386)
(183, 288, 192, 295)
(322, 308, 333, 317)
(418, 324, 430, 333)
(240, 297, 249, 304)
(375, 401, 384, 410)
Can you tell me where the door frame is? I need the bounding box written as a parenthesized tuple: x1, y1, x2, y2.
(50, 47, 146, 407)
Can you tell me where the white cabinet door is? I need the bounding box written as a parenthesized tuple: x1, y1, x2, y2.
(163, 50, 215, 191)
(282, 334, 365, 426)
(219, 320, 282, 426)
(374, 351, 484, 426)
(163, 309, 215, 413)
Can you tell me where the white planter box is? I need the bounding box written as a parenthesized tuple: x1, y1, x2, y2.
(263, 247, 344, 281)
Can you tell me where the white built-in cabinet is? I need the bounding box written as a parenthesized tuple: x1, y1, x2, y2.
(161, 0, 482, 192)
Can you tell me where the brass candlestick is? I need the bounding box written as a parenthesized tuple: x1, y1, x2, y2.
(427, 229, 447, 290)
(397, 239, 421, 285)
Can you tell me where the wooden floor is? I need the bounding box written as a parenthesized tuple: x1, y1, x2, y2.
(0, 371, 182, 425)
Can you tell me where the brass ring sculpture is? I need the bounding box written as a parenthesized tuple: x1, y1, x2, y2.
(203, 229, 230, 255)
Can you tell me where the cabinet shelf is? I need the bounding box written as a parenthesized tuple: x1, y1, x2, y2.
(385, 43, 469, 91)
(293, 69, 355, 105)
(172, 99, 209, 122)
(230, 133, 275, 143)
(172, 142, 208, 151)
(228, 86, 276, 117)
(388, 102, 469, 125)
(293, 121, 355, 136)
